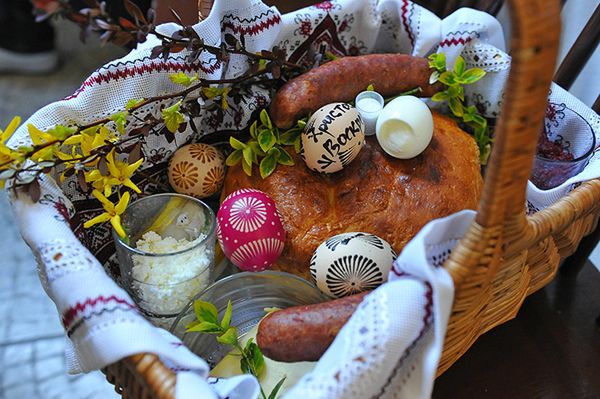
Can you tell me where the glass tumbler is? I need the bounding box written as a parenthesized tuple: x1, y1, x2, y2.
(530, 104, 596, 190)
(113, 193, 216, 328)
(170, 271, 328, 367)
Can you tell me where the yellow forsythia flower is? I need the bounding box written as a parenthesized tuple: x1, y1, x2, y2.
(86, 149, 143, 196)
(0, 117, 23, 167)
(83, 190, 130, 238)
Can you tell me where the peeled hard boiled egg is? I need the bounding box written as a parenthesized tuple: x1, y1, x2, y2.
(301, 103, 365, 173)
(168, 143, 226, 198)
(375, 95, 433, 159)
(310, 232, 396, 298)
(217, 189, 286, 272)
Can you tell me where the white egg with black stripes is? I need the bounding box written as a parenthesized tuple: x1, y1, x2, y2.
(309, 232, 396, 298)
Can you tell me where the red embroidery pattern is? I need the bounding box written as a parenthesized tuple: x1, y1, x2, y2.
(63, 59, 221, 101)
(439, 31, 479, 47)
(62, 295, 136, 328)
(439, 37, 472, 47)
(314, 0, 335, 11)
(401, 0, 416, 49)
(222, 14, 281, 36)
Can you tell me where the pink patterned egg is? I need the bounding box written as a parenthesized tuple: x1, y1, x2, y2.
(217, 188, 286, 272)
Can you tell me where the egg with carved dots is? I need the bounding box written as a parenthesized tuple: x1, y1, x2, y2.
(168, 143, 226, 199)
(310, 232, 397, 298)
(301, 102, 365, 173)
(217, 188, 286, 272)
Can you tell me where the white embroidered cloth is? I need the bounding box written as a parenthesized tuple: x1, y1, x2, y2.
(6, 0, 599, 398)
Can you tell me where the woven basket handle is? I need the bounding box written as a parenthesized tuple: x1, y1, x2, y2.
(475, 0, 561, 240)
(198, 0, 214, 21)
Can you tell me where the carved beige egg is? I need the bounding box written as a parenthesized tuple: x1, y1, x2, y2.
(168, 143, 226, 198)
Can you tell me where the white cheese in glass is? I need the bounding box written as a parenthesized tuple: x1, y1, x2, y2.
(131, 231, 212, 320)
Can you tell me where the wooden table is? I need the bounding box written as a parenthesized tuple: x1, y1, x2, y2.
(433, 261, 600, 398)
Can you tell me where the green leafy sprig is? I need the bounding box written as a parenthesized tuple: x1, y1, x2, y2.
(186, 300, 285, 399)
(226, 109, 305, 179)
(428, 53, 492, 164)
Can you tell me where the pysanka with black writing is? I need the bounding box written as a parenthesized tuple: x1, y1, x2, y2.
(301, 103, 365, 173)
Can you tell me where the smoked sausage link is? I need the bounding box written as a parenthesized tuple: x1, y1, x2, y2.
(270, 54, 441, 128)
(256, 291, 369, 362)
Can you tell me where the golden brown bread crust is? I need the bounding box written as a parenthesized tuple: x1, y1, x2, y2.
(222, 113, 483, 279)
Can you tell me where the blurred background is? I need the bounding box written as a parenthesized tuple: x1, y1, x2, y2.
(0, 0, 598, 398)
(0, 14, 124, 399)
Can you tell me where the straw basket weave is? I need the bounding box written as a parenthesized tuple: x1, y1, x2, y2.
(101, 0, 600, 397)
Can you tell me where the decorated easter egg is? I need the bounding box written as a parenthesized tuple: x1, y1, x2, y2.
(217, 188, 286, 272)
(301, 102, 365, 173)
(168, 143, 225, 198)
(310, 232, 396, 298)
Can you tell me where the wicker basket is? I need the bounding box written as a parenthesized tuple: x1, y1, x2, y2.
(102, 0, 600, 397)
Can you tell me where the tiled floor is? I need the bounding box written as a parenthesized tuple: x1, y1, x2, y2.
(0, 20, 123, 399)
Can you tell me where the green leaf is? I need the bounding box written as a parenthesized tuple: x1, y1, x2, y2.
(221, 300, 233, 330)
(431, 91, 449, 102)
(447, 85, 464, 101)
(221, 93, 229, 111)
(259, 109, 272, 129)
(202, 86, 223, 99)
(480, 143, 491, 165)
(193, 300, 219, 325)
(248, 141, 265, 158)
(453, 55, 465, 76)
(240, 357, 251, 375)
(110, 112, 128, 135)
(448, 97, 464, 117)
(260, 154, 277, 179)
(47, 125, 77, 141)
(277, 148, 294, 166)
(258, 59, 267, 71)
(125, 98, 145, 110)
(268, 377, 287, 399)
(216, 326, 238, 346)
(366, 84, 375, 91)
(169, 72, 198, 86)
(427, 52, 446, 72)
(324, 51, 338, 61)
(258, 129, 276, 153)
(242, 158, 252, 176)
(249, 342, 265, 376)
(472, 114, 487, 128)
(243, 146, 254, 166)
(230, 137, 246, 150)
(438, 71, 458, 86)
(226, 149, 242, 166)
(459, 68, 486, 85)
(186, 321, 222, 333)
(279, 128, 301, 146)
(249, 121, 258, 139)
(294, 137, 302, 154)
(162, 100, 185, 133)
(297, 119, 307, 129)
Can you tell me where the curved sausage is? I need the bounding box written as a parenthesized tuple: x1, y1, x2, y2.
(270, 54, 441, 128)
(256, 292, 369, 362)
